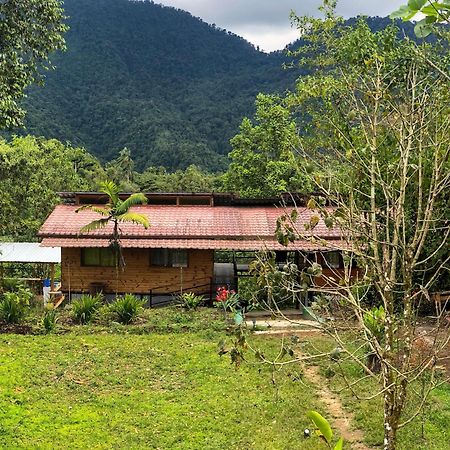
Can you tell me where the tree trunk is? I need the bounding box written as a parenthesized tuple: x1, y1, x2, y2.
(383, 416, 398, 450)
(383, 383, 400, 450)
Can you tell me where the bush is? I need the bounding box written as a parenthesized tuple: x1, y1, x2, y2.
(1, 277, 23, 292)
(0, 292, 25, 324)
(178, 292, 204, 310)
(42, 308, 58, 333)
(72, 294, 102, 324)
(110, 294, 145, 324)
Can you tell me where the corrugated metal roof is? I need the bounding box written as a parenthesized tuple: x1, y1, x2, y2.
(40, 237, 346, 252)
(38, 205, 341, 240)
(0, 243, 60, 263)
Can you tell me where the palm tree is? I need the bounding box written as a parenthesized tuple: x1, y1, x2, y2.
(76, 180, 149, 269)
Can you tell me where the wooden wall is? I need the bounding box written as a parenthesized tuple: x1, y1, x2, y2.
(314, 268, 360, 288)
(61, 248, 214, 294)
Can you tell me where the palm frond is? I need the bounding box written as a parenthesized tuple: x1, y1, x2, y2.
(117, 212, 150, 229)
(116, 193, 148, 215)
(78, 218, 111, 234)
(75, 205, 110, 216)
(99, 180, 120, 205)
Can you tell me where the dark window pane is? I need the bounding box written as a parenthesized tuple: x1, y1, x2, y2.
(151, 249, 170, 267)
(151, 249, 188, 267)
(82, 248, 100, 266)
(172, 250, 188, 267)
(324, 251, 341, 269)
(81, 248, 115, 267)
(100, 248, 116, 267)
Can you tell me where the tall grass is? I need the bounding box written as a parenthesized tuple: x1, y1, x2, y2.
(0, 292, 25, 324)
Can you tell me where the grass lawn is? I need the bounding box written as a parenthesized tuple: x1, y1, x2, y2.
(0, 309, 325, 450)
(0, 307, 449, 449)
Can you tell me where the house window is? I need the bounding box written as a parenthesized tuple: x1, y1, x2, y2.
(323, 251, 341, 269)
(151, 249, 188, 267)
(81, 248, 116, 267)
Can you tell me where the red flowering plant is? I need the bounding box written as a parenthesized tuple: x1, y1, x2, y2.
(214, 286, 240, 313)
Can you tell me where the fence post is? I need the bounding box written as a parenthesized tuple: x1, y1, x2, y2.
(209, 277, 213, 304)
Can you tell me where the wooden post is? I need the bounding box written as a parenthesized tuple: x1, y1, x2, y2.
(209, 277, 213, 304)
(295, 252, 300, 309)
(50, 263, 55, 291)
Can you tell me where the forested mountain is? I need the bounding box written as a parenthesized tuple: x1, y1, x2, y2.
(16, 0, 298, 171)
(12, 0, 416, 171)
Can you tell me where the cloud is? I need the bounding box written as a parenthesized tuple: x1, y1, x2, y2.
(156, 0, 406, 51)
(233, 25, 300, 52)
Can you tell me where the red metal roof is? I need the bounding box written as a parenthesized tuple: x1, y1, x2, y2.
(38, 204, 342, 251)
(40, 237, 346, 252)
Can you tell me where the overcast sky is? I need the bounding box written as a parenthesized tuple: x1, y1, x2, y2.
(156, 0, 405, 51)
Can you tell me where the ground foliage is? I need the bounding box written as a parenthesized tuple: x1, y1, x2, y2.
(0, 306, 448, 449)
(0, 309, 324, 450)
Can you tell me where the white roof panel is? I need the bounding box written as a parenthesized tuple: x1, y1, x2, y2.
(0, 243, 60, 263)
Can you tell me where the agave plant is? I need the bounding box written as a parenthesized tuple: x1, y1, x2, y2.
(72, 294, 102, 324)
(110, 294, 145, 324)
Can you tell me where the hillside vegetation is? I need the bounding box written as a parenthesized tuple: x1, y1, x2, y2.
(12, 1, 416, 172)
(17, 0, 297, 171)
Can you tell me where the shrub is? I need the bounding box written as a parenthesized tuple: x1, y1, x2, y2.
(110, 294, 145, 324)
(72, 294, 102, 324)
(1, 277, 22, 292)
(0, 292, 25, 324)
(178, 292, 204, 310)
(42, 308, 58, 333)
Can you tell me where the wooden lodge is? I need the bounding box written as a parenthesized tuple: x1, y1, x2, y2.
(38, 192, 350, 304)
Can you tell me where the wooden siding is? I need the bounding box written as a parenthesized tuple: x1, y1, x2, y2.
(61, 248, 214, 294)
(314, 268, 360, 288)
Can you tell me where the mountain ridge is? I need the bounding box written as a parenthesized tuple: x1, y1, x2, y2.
(15, 1, 415, 171)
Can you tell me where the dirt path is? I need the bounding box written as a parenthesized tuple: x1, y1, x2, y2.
(302, 362, 372, 450)
(255, 324, 372, 450)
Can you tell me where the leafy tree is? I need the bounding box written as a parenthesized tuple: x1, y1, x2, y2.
(0, 0, 67, 128)
(226, 9, 449, 450)
(136, 165, 222, 192)
(134, 166, 174, 192)
(391, 0, 450, 36)
(106, 147, 137, 191)
(223, 94, 312, 197)
(0, 136, 104, 239)
(76, 181, 149, 268)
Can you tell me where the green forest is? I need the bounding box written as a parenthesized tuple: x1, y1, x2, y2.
(4, 0, 417, 172)
(12, 0, 298, 171)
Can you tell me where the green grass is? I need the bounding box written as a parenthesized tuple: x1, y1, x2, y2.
(0, 312, 324, 449)
(1, 306, 448, 449)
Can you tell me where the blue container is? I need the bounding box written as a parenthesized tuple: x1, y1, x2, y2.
(43, 278, 51, 288)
